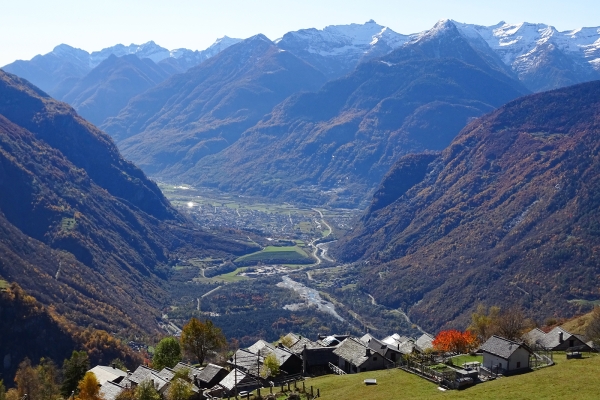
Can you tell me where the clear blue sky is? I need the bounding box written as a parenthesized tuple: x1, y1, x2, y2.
(1, 0, 599, 66)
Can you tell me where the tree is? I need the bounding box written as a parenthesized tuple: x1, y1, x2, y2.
(14, 358, 41, 400)
(0, 379, 6, 400)
(76, 372, 103, 400)
(495, 305, 528, 341)
(135, 380, 161, 400)
(165, 379, 192, 400)
(468, 305, 500, 342)
(152, 337, 182, 371)
(37, 358, 60, 400)
(432, 330, 478, 354)
(61, 351, 90, 398)
(260, 353, 280, 378)
(278, 335, 294, 348)
(180, 318, 227, 365)
(585, 306, 600, 346)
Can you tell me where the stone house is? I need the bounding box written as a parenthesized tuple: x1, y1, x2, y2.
(333, 337, 387, 373)
(480, 335, 532, 374)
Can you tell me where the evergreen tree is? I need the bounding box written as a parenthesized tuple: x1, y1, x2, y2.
(61, 351, 90, 398)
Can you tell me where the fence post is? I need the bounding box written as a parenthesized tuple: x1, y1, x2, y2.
(287, 382, 290, 391)
(246, 392, 250, 400)
(302, 381, 305, 392)
(294, 380, 297, 390)
(317, 388, 320, 398)
(282, 384, 284, 393)
(311, 386, 313, 397)
(270, 385, 273, 394)
(257, 388, 261, 398)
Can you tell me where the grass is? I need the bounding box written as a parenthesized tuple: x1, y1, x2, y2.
(305, 354, 600, 400)
(450, 354, 483, 366)
(234, 246, 312, 265)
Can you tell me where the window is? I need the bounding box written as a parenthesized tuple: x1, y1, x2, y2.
(373, 357, 377, 361)
(517, 362, 521, 368)
(569, 340, 574, 347)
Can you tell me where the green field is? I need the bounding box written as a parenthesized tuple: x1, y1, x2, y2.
(301, 354, 600, 400)
(235, 246, 313, 265)
(450, 354, 483, 366)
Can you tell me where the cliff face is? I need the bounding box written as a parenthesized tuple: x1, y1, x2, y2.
(333, 80, 600, 330)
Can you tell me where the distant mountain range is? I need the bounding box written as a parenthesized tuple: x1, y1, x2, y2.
(0, 70, 257, 336)
(2, 19, 599, 206)
(332, 79, 600, 331)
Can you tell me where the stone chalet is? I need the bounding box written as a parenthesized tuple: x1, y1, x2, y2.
(333, 337, 387, 374)
(480, 335, 532, 374)
(523, 327, 593, 352)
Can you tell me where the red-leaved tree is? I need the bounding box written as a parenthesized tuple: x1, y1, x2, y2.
(432, 330, 477, 354)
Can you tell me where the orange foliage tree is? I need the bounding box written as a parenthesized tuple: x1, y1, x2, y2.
(432, 330, 478, 354)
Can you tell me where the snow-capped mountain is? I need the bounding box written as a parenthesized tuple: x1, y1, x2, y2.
(1, 37, 241, 96)
(453, 21, 600, 91)
(277, 20, 412, 79)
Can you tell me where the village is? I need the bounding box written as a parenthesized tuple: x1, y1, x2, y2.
(89, 323, 598, 400)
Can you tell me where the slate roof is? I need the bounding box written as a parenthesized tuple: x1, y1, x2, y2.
(333, 337, 370, 367)
(126, 365, 170, 391)
(382, 334, 411, 346)
(218, 369, 253, 391)
(88, 365, 128, 385)
(157, 367, 176, 381)
(366, 337, 390, 357)
(416, 333, 434, 351)
(248, 339, 276, 355)
(197, 363, 227, 384)
(289, 336, 321, 354)
(229, 349, 262, 376)
(480, 335, 531, 360)
(99, 381, 125, 400)
(173, 362, 204, 382)
(523, 327, 590, 349)
(360, 333, 375, 343)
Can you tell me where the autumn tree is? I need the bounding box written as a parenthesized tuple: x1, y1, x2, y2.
(61, 351, 90, 398)
(260, 353, 280, 378)
(180, 318, 227, 365)
(468, 305, 500, 342)
(432, 330, 477, 354)
(585, 306, 600, 346)
(278, 335, 294, 348)
(76, 372, 103, 400)
(165, 378, 192, 400)
(0, 379, 6, 400)
(14, 358, 41, 399)
(495, 305, 529, 341)
(153, 337, 182, 371)
(37, 358, 60, 400)
(135, 380, 161, 400)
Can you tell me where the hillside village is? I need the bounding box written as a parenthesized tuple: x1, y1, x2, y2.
(87, 324, 597, 400)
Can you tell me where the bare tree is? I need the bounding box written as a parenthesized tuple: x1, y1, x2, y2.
(495, 305, 527, 341)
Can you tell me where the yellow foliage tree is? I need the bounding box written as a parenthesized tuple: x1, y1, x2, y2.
(76, 372, 103, 400)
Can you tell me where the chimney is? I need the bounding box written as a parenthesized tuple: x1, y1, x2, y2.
(112, 363, 116, 369)
(559, 332, 564, 343)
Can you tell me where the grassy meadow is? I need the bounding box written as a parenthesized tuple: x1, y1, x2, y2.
(300, 354, 600, 400)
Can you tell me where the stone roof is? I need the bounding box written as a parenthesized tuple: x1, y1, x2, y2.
(88, 365, 128, 386)
(197, 363, 227, 384)
(360, 333, 375, 343)
(289, 336, 321, 354)
(333, 337, 370, 367)
(523, 327, 589, 349)
(480, 335, 531, 360)
(229, 349, 262, 376)
(173, 362, 204, 382)
(366, 337, 390, 357)
(416, 333, 434, 350)
(99, 381, 125, 400)
(248, 339, 276, 355)
(157, 368, 176, 381)
(218, 369, 252, 391)
(127, 365, 170, 391)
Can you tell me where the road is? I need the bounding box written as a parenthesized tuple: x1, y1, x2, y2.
(307, 208, 334, 265)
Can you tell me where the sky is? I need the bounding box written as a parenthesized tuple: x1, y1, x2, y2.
(1, 0, 599, 66)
